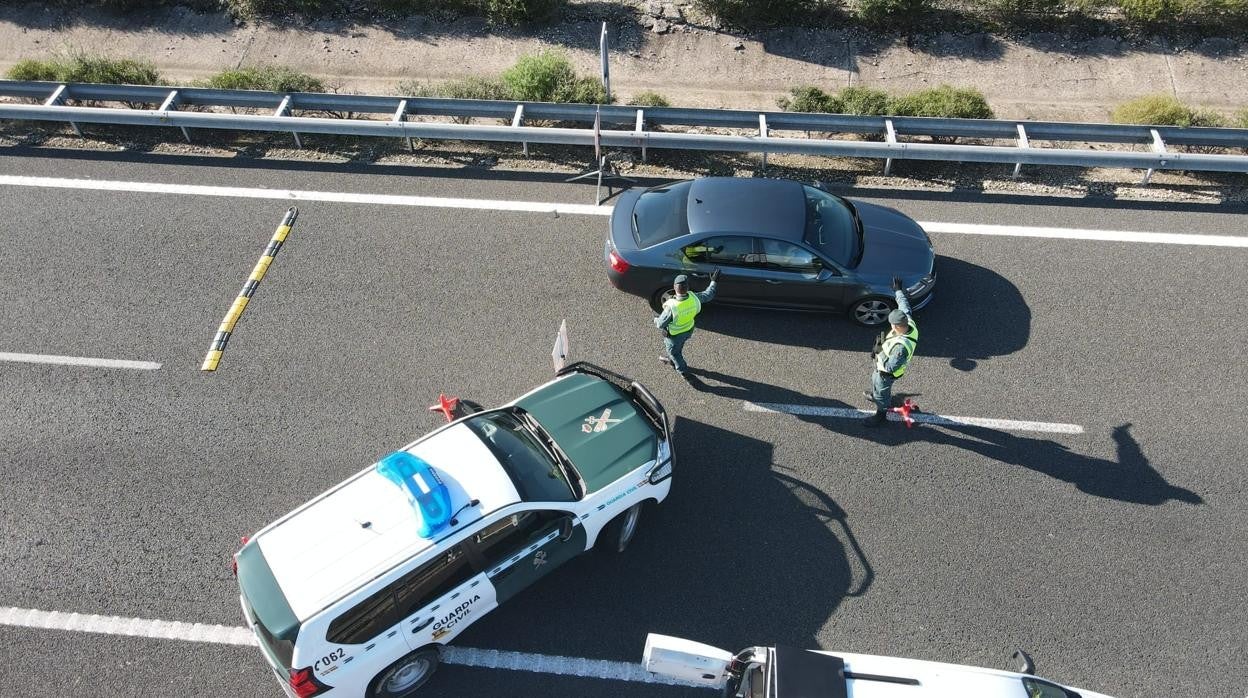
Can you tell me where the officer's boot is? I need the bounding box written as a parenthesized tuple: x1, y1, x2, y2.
(862, 408, 887, 427)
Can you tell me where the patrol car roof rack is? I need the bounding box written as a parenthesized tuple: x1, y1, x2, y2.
(557, 361, 670, 439)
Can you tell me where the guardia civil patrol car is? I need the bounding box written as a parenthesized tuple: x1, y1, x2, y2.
(235, 363, 672, 698)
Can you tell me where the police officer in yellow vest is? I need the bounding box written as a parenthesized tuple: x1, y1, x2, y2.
(864, 277, 918, 427)
(655, 269, 719, 378)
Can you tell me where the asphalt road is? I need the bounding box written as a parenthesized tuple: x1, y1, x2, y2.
(0, 149, 1245, 698)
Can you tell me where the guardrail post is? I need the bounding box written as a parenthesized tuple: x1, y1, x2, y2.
(759, 114, 768, 172)
(884, 119, 897, 176)
(1143, 128, 1167, 185)
(274, 95, 302, 148)
(43, 84, 83, 138)
(1013, 124, 1029, 179)
(158, 89, 193, 144)
(635, 109, 646, 162)
(512, 104, 527, 157)
(392, 99, 414, 151)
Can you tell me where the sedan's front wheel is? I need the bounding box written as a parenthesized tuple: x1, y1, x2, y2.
(849, 296, 895, 327)
(649, 287, 677, 313)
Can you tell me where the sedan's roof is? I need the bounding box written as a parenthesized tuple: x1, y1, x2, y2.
(686, 177, 806, 241)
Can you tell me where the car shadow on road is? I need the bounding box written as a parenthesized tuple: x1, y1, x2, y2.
(687, 369, 1201, 506)
(693, 254, 1030, 371)
(453, 416, 872, 658)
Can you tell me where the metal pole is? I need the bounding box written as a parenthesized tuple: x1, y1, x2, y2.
(600, 23, 611, 104)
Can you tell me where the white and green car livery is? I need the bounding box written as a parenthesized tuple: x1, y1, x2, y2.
(235, 363, 673, 698)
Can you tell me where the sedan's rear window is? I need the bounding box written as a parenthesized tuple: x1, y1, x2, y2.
(632, 181, 692, 247)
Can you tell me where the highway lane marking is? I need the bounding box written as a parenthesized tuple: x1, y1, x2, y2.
(1, 175, 1246, 247)
(0, 606, 703, 688)
(744, 402, 1084, 434)
(0, 175, 612, 217)
(917, 221, 1248, 247)
(0, 352, 161, 370)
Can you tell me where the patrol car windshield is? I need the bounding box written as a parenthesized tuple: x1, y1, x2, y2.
(466, 411, 579, 502)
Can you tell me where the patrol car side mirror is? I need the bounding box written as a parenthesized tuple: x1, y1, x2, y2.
(1011, 649, 1035, 675)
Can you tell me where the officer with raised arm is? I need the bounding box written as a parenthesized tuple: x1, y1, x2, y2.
(655, 269, 719, 379)
(863, 277, 918, 427)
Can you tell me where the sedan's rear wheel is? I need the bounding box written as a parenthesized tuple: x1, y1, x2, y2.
(849, 296, 894, 327)
(649, 287, 677, 313)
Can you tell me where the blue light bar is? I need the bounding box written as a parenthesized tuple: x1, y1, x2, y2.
(376, 451, 453, 539)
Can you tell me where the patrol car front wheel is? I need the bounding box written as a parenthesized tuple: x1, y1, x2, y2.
(598, 502, 643, 553)
(849, 296, 895, 327)
(372, 647, 440, 697)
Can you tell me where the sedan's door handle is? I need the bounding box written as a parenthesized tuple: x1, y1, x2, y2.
(764, 279, 782, 285)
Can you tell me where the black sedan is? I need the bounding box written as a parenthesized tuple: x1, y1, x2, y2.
(604, 177, 936, 326)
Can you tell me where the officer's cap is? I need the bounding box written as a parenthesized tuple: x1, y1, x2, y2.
(673, 275, 689, 287)
(888, 309, 908, 325)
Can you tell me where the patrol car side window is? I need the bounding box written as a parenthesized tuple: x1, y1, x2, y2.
(326, 585, 397, 645)
(1022, 678, 1080, 698)
(392, 544, 476, 621)
(686, 236, 756, 267)
(471, 510, 559, 565)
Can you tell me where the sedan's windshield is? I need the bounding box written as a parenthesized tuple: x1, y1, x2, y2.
(465, 411, 577, 502)
(632, 180, 693, 247)
(801, 185, 861, 267)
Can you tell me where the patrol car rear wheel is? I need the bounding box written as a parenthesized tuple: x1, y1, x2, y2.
(372, 647, 440, 697)
(849, 296, 895, 327)
(599, 502, 643, 553)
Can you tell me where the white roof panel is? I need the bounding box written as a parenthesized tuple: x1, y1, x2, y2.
(257, 423, 520, 619)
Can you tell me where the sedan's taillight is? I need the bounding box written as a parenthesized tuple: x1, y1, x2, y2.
(289, 667, 332, 697)
(608, 250, 630, 274)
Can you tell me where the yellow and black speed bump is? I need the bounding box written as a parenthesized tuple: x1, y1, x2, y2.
(201, 206, 298, 372)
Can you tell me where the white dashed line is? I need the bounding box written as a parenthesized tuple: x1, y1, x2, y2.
(1, 175, 1245, 247)
(744, 402, 1085, 434)
(918, 221, 1248, 247)
(0, 606, 704, 688)
(0, 175, 611, 217)
(0, 352, 161, 370)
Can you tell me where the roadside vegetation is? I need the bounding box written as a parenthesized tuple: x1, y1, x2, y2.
(396, 50, 609, 104)
(1110, 94, 1230, 126)
(196, 65, 325, 93)
(778, 85, 994, 119)
(5, 54, 162, 85)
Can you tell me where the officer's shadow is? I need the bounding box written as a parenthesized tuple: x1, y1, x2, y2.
(687, 369, 1202, 507)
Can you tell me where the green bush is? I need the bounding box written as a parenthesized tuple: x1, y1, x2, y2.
(553, 76, 609, 104)
(777, 86, 842, 113)
(4, 55, 161, 85)
(888, 85, 994, 119)
(1117, 0, 1179, 23)
(1189, 109, 1226, 127)
(1111, 94, 1198, 126)
(1236, 110, 1248, 129)
(483, 0, 563, 25)
(202, 66, 325, 93)
(6, 59, 60, 82)
(693, 0, 819, 29)
(399, 76, 512, 101)
(983, 0, 1066, 23)
(224, 0, 340, 19)
(501, 50, 576, 102)
(855, 0, 934, 26)
(839, 86, 891, 115)
(627, 91, 671, 108)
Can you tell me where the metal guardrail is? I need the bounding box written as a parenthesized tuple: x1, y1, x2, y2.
(1, 80, 1246, 180)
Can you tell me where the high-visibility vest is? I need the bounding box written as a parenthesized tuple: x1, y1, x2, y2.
(664, 293, 702, 336)
(875, 320, 918, 377)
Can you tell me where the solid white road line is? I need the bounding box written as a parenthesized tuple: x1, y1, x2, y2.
(744, 402, 1085, 434)
(0, 175, 612, 217)
(1, 175, 1246, 247)
(0, 606, 704, 688)
(0, 352, 161, 370)
(918, 221, 1248, 247)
